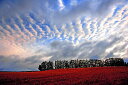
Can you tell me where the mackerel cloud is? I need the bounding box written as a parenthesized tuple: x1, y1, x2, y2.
(0, 0, 128, 71)
(0, 0, 127, 22)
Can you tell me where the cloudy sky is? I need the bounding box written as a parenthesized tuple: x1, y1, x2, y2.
(0, 0, 128, 71)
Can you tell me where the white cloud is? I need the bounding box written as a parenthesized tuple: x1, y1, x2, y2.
(58, 0, 65, 11)
(0, 0, 128, 71)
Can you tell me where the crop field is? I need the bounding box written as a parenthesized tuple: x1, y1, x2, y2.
(0, 67, 128, 85)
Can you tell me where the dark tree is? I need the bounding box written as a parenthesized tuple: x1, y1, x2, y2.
(104, 58, 125, 66)
(38, 65, 42, 71)
(47, 61, 53, 70)
(38, 58, 126, 71)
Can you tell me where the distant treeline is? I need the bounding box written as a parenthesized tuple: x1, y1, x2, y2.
(38, 58, 128, 71)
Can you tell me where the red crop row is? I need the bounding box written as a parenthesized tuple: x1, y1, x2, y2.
(0, 66, 128, 85)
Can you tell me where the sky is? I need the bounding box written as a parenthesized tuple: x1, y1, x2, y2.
(0, 0, 128, 71)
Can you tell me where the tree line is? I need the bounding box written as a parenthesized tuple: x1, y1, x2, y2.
(38, 58, 128, 71)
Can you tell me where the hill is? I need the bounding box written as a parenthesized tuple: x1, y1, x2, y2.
(0, 67, 128, 85)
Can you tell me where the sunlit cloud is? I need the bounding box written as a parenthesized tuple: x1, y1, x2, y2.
(0, 0, 128, 71)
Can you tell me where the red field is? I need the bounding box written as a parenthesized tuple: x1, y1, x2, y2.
(0, 67, 128, 85)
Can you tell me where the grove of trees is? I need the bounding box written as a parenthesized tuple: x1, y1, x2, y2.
(38, 58, 128, 71)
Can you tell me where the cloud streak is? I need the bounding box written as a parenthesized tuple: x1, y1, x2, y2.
(45, 0, 127, 24)
(0, 0, 127, 23)
(0, 0, 128, 71)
